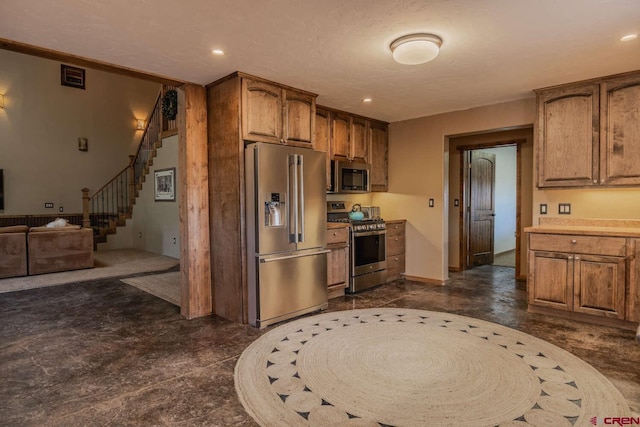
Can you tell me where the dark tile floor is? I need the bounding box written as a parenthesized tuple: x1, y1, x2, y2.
(1, 266, 638, 426)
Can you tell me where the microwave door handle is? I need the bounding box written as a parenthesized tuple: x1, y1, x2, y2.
(298, 154, 304, 242)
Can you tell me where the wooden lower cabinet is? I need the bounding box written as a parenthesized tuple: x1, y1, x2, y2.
(527, 231, 634, 325)
(327, 226, 349, 299)
(386, 220, 406, 281)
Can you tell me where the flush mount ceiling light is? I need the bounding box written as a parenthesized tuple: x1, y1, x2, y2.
(620, 34, 638, 42)
(211, 49, 225, 56)
(390, 33, 442, 65)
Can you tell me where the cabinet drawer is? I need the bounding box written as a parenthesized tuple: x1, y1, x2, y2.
(326, 227, 349, 245)
(387, 234, 405, 256)
(529, 234, 626, 256)
(388, 254, 405, 272)
(386, 221, 405, 237)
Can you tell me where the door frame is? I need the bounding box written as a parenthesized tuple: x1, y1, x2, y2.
(457, 139, 525, 278)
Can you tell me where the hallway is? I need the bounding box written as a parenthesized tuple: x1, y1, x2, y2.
(1, 266, 638, 425)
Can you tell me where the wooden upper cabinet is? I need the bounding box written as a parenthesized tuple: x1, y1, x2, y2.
(350, 117, 369, 162)
(370, 121, 389, 192)
(536, 83, 600, 188)
(242, 79, 282, 144)
(282, 89, 315, 147)
(535, 70, 640, 188)
(314, 107, 332, 190)
(331, 112, 351, 160)
(600, 74, 640, 186)
(241, 77, 316, 147)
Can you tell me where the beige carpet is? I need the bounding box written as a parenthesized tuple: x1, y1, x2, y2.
(0, 249, 179, 293)
(236, 308, 630, 426)
(121, 271, 180, 306)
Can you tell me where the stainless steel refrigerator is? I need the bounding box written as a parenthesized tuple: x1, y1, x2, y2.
(245, 142, 328, 328)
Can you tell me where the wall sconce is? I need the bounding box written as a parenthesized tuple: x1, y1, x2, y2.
(136, 119, 146, 130)
(0, 94, 4, 109)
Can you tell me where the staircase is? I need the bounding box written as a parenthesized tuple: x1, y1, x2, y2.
(84, 86, 178, 248)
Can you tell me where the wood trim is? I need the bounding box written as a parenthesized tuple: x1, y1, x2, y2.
(456, 138, 526, 151)
(316, 104, 389, 126)
(533, 69, 640, 94)
(448, 266, 462, 272)
(402, 274, 448, 285)
(206, 71, 318, 97)
(0, 37, 185, 86)
(527, 304, 637, 331)
(178, 84, 212, 319)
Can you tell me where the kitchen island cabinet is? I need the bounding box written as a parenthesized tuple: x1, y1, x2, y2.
(525, 219, 640, 329)
(386, 220, 406, 282)
(326, 223, 349, 299)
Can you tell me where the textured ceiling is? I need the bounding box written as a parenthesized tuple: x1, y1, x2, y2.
(1, 0, 639, 122)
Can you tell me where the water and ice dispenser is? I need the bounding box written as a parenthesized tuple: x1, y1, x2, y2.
(265, 192, 284, 227)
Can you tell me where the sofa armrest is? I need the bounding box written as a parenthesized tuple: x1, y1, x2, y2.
(0, 232, 28, 278)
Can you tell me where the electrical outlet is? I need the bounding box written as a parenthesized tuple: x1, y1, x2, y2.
(172, 237, 177, 244)
(44, 202, 54, 208)
(540, 204, 547, 215)
(429, 199, 435, 207)
(559, 203, 571, 215)
(138, 232, 142, 238)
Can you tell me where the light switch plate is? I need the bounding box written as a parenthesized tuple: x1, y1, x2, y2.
(429, 198, 434, 207)
(559, 203, 571, 215)
(44, 202, 54, 208)
(454, 199, 459, 207)
(540, 204, 547, 215)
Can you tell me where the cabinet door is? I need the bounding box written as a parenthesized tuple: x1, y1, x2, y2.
(528, 251, 573, 311)
(600, 74, 640, 186)
(328, 246, 348, 288)
(536, 83, 600, 187)
(370, 121, 389, 192)
(331, 112, 351, 160)
(242, 79, 282, 144)
(315, 108, 332, 190)
(573, 254, 626, 319)
(282, 89, 315, 147)
(350, 117, 369, 162)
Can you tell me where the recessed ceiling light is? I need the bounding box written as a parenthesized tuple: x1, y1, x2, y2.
(362, 98, 372, 103)
(620, 34, 638, 42)
(212, 49, 225, 56)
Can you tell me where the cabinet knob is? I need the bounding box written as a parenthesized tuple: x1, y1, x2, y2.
(333, 232, 337, 236)
(600, 179, 605, 183)
(571, 239, 577, 244)
(568, 256, 574, 260)
(395, 238, 399, 241)
(575, 256, 580, 260)
(593, 180, 598, 184)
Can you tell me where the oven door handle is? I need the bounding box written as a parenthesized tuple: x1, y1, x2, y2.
(352, 230, 387, 238)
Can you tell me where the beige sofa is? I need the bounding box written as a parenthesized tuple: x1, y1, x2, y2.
(0, 225, 29, 278)
(27, 226, 94, 275)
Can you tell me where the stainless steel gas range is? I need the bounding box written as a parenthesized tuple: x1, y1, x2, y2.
(327, 202, 387, 293)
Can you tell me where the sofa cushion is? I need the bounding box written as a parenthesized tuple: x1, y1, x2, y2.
(0, 225, 29, 234)
(27, 228, 94, 275)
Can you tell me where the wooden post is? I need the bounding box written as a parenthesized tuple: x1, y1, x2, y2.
(81, 188, 91, 228)
(178, 84, 213, 319)
(128, 155, 136, 207)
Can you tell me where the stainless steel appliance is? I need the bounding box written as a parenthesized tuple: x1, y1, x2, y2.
(246, 142, 329, 328)
(331, 160, 370, 193)
(327, 201, 387, 293)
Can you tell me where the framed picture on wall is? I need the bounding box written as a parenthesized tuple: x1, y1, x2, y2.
(154, 168, 175, 202)
(61, 64, 86, 90)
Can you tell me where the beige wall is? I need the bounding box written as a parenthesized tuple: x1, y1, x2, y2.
(448, 128, 534, 276)
(131, 134, 180, 258)
(372, 98, 536, 282)
(0, 49, 160, 215)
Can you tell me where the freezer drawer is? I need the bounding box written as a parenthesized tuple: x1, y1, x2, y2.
(254, 250, 329, 328)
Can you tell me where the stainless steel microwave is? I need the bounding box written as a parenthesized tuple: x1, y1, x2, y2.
(331, 160, 370, 193)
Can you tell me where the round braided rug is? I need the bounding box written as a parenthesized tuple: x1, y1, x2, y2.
(235, 308, 629, 426)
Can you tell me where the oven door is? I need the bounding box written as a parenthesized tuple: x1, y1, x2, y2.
(352, 230, 386, 276)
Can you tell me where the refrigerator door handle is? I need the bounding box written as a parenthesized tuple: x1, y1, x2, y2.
(259, 249, 331, 263)
(298, 154, 305, 243)
(289, 154, 298, 243)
